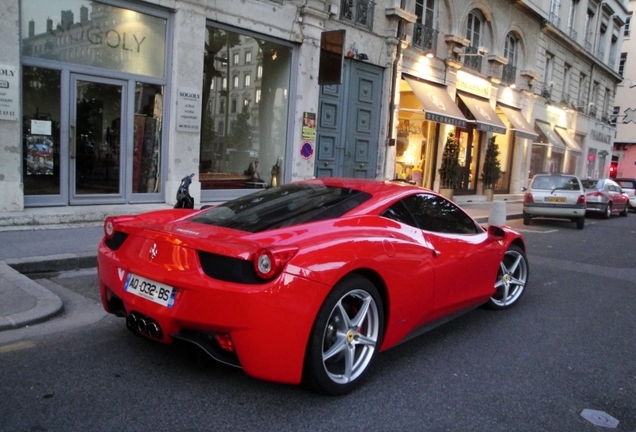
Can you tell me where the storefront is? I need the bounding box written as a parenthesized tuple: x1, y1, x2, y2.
(586, 126, 614, 178)
(454, 71, 507, 195)
(396, 75, 467, 189)
(198, 22, 293, 199)
(20, 0, 170, 206)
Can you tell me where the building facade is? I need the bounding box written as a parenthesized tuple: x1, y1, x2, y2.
(614, 0, 636, 178)
(0, 0, 628, 212)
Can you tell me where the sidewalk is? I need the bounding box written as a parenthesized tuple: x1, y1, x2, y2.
(0, 196, 523, 331)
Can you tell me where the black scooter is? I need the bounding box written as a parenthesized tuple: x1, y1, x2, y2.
(174, 173, 195, 209)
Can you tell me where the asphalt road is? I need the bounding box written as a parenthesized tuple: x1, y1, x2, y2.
(0, 215, 634, 431)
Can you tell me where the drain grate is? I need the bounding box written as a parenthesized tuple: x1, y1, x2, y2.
(580, 409, 619, 428)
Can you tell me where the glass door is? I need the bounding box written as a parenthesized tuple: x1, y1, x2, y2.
(70, 75, 126, 203)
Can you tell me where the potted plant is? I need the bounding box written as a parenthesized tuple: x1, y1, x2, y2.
(438, 131, 460, 199)
(480, 136, 502, 201)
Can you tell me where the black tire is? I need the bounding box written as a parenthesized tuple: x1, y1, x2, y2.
(576, 216, 585, 229)
(523, 212, 531, 226)
(303, 275, 384, 395)
(486, 245, 529, 310)
(603, 203, 611, 219)
(620, 205, 628, 217)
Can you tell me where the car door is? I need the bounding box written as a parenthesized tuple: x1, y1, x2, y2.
(399, 194, 502, 318)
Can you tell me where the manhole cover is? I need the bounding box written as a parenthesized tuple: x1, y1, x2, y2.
(580, 409, 619, 428)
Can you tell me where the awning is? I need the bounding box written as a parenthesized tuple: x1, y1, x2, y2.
(404, 76, 468, 128)
(534, 121, 566, 152)
(457, 92, 508, 134)
(554, 127, 582, 152)
(497, 104, 539, 140)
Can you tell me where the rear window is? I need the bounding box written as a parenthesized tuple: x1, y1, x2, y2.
(532, 175, 581, 190)
(581, 179, 600, 189)
(190, 184, 371, 233)
(617, 180, 635, 189)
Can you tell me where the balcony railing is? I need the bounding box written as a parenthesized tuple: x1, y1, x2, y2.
(549, 12, 561, 27)
(463, 46, 482, 72)
(577, 100, 586, 113)
(596, 47, 605, 61)
(568, 27, 578, 41)
(584, 39, 593, 52)
(589, 105, 597, 118)
(501, 64, 517, 85)
(608, 53, 616, 68)
(412, 23, 438, 54)
(340, 0, 375, 31)
(541, 83, 552, 100)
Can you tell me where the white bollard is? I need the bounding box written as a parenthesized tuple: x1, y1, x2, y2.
(488, 200, 507, 226)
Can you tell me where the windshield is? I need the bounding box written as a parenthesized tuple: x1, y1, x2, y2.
(532, 176, 580, 190)
(617, 180, 635, 189)
(190, 184, 372, 233)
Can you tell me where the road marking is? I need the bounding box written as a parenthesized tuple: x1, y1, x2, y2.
(0, 341, 36, 354)
(514, 228, 559, 234)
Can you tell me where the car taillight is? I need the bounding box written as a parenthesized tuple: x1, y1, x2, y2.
(103, 216, 135, 239)
(586, 191, 603, 198)
(524, 192, 534, 204)
(577, 194, 586, 205)
(253, 246, 298, 280)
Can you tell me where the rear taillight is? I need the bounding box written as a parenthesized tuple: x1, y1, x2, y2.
(586, 191, 603, 198)
(524, 192, 534, 204)
(577, 194, 586, 205)
(103, 215, 135, 239)
(253, 246, 298, 280)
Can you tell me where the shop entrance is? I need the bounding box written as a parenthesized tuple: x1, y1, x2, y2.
(70, 75, 126, 202)
(455, 127, 480, 194)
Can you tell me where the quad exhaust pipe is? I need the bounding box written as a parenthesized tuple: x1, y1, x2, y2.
(126, 312, 162, 340)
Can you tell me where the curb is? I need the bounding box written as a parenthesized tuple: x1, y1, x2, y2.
(0, 253, 97, 331)
(0, 262, 63, 331)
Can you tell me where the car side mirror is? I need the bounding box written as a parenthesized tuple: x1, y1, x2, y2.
(487, 225, 506, 241)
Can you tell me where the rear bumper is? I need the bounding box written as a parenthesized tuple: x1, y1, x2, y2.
(98, 247, 328, 385)
(523, 203, 586, 218)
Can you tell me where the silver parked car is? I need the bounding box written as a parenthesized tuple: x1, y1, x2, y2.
(581, 178, 630, 218)
(523, 174, 586, 229)
(614, 178, 636, 212)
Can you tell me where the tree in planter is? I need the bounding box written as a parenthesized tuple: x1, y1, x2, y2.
(480, 136, 502, 190)
(438, 131, 461, 189)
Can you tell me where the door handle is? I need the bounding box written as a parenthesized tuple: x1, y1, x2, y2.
(69, 125, 76, 159)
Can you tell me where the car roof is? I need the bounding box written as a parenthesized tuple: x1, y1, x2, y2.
(296, 177, 430, 199)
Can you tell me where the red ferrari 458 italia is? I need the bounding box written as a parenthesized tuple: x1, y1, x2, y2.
(98, 178, 529, 395)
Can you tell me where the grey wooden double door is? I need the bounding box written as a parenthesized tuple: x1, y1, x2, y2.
(315, 59, 383, 179)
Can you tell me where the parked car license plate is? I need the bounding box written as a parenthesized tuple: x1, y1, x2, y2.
(124, 273, 176, 308)
(545, 197, 566, 203)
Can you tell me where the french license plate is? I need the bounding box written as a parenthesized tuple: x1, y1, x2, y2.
(545, 197, 566, 203)
(124, 273, 176, 308)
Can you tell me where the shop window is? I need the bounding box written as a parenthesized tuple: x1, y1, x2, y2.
(200, 25, 291, 190)
(132, 83, 163, 193)
(22, 66, 61, 196)
(21, 0, 167, 79)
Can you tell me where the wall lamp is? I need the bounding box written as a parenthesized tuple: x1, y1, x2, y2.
(453, 46, 488, 57)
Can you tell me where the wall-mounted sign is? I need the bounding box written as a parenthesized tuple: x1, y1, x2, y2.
(31, 120, 51, 135)
(176, 88, 201, 133)
(301, 141, 314, 160)
(456, 70, 490, 99)
(302, 112, 316, 139)
(0, 65, 19, 121)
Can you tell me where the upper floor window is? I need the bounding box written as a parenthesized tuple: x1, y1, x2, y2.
(466, 11, 483, 48)
(619, 52, 627, 76)
(244, 74, 251, 88)
(625, 14, 632, 36)
(567, 0, 578, 40)
(233, 75, 239, 89)
(413, 0, 437, 52)
(563, 64, 571, 102)
(464, 10, 485, 72)
(245, 52, 252, 64)
(340, 0, 375, 31)
(550, 0, 561, 27)
(502, 33, 518, 85)
(233, 53, 240, 65)
(543, 53, 554, 98)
